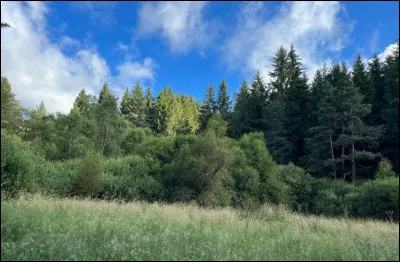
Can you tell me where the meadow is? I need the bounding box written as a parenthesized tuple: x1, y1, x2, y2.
(1, 194, 399, 261)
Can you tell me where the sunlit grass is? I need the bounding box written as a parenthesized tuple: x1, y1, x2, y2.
(1, 194, 398, 261)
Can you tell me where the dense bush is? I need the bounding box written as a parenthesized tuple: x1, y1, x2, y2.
(345, 177, 399, 221)
(238, 132, 288, 204)
(165, 133, 234, 207)
(100, 155, 163, 201)
(277, 163, 313, 212)
(75, 150, 103, 197)
(375, 158, 397, 180)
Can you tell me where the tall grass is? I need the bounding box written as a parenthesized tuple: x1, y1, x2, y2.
(1, 194, 398, 261)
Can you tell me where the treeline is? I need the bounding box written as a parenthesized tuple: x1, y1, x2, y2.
(1, 43, 399, 221)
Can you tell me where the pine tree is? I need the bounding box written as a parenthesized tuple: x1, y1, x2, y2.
(120, 87, 132, 117)
(381, 41, 399, 172)
(269, 46, 289, 98)
(352, 54, 370, 104)
(333, 63, 383, 182)
(368, 55, 385, 126)
(154, 86, 176, 135)
(1, 77, 23, 135)
(284, 45, 310, 164)
(200, 83, 216, 131)
(305, 72, 338, 177)
(145, 87, 155, 129)
(130, 82, 147, 127)
(216, 79, 231, 121)
(249, 71, 267, 132)
(95, 83, 122, 156)
(74, 89, 91, 116)
(228, 80, 251, 138)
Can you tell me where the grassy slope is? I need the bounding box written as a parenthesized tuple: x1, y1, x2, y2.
(1, 195, 399, 261)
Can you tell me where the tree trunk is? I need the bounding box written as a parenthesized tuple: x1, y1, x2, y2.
(329, 133, 336, 179)
(351, 142, 355, 183)
(341, 126, 345, 177)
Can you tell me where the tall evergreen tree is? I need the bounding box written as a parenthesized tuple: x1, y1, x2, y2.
(249, 71, 267, 132)
(200, 83, 216, 131)
(333, 63, 383, 182)
(284, 45, 310, 164)
(269, 46, 289, 98)
(120, 88, 132, 117)
(228, 80, 251, 138)
(130, 82, 147, 127)
(352, 54, 370, 104)
(74, 89, 91, 116)
(95, 83, 122, 156)
(368, 55, 385, 126)
(145, 87, 155, 129)
(381, 41, 399, 172)
(216, 80, 231, 120)
(1, 77, 23, 135)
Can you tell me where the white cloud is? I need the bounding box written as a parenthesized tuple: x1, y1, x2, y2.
(112, 58, 157, 92)
(377, 43, 397, 62)
(136, 1, 215, 54)
(116, 42, 129, 52)
(1, 2, 156, 114)
(70, 1, 117, 27)
(221, 1, 353, 83)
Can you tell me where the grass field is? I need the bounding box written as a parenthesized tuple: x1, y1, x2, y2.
(1, 194, 399, 261)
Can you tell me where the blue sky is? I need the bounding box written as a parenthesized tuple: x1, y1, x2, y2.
(1, 1, 399, 113)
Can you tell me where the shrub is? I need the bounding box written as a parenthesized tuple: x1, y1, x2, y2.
(345, 177, 399, 221)
(75, 150, 103, 197)
(121, 127, 153, 155)
(375, 158, 397, 180)
(239, 132, 288, 204)
(278, 163, 313, 212)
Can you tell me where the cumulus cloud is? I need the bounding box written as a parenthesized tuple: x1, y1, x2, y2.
(377, 42, 398, 61)
(1, 2, 156, 114)
(221, 1, 353, 82)
(136, 1, 216, 54)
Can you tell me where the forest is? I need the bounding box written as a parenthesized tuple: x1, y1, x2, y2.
(1, 41, 399, 221)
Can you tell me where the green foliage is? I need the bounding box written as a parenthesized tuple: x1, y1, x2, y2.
(216, 80, 231, 120)
(277, 164, 313, 212)
(120, 127, 153, 155)
(200, 83, 216, 131)
(239, 132, 288, 204)
(205, 112, 228, 137)
(1, 77, 23, 135)
(165, 133, 234, 207)
(345, 177, 399, 221)
(101, 155, 163, 201)
(375, 158, 396, 180)
(75, 150, 103, 197)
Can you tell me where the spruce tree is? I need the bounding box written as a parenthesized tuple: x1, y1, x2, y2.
(228, 80, 251, 138)
(1, 77, 23, 135)
(130, 82, 147, 127)
(145, 87, 155, 129)
(216, 79, 231, 121)
(200, 83, 216, 131)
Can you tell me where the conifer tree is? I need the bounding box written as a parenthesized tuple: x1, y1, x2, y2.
(200, 83, 216, 131)
(216, 79, 231, 120)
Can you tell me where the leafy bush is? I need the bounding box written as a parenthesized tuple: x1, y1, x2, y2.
(345, 177, 399, 221)
(277, 163, 313, 212)
(75, 150, 103, 197)
(375, 158, 397, 180)
(121, 127, 153, 155)
(239, 132, 288, 204)
(165, 133, 234, 207)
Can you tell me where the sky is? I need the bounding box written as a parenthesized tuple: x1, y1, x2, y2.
(1, 1, 399, 114)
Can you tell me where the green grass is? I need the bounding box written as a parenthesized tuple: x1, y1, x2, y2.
(1, 195, 399, 261)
